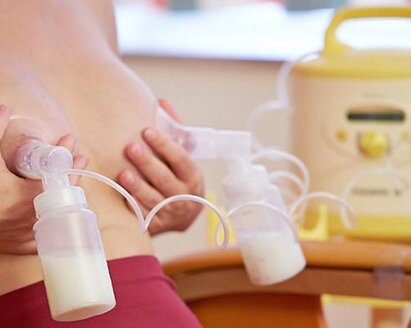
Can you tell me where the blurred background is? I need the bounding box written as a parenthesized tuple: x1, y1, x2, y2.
(113, 3, 411, 327)
(114, 0, 411, 261)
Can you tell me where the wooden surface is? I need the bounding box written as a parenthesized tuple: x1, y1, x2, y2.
(163, 240, 411, 301)
(163, 240, 411, 275)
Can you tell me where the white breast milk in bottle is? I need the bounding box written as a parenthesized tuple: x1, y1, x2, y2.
(33, 186, 116, 321)
(223, 160, 306, 285)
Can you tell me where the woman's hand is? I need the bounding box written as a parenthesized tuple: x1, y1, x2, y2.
(118, 99, 204, 235)
(0, 105, 89, 255)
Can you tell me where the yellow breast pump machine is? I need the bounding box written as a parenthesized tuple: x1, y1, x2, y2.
(251, 6, 411, 240)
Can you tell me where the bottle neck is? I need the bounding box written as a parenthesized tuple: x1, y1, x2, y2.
(41, 171, 71, 190)
(223, 162, 271, 209)
(34, 186, 88, 219)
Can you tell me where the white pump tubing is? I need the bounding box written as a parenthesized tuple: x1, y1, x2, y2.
(217, 201, 298, 245)
(15, 140, 231, 248)
(65, 169, 146, 231)
(252, 147, 310, 196)
(289, 191, 356, 229)
(269, 171, 305, 194)
(246, 100, 285, 152)
(66, 171, 229, 247)
(268, 170, 306, 206)
(145, 194, 230, 249)
(65, 170, 229, 247)
(245, 51, 320, 150)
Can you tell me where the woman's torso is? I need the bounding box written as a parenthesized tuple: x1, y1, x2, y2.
(0, 0, 156, 294)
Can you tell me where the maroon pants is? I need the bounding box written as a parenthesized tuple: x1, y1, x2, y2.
(0, 255, 202, 328)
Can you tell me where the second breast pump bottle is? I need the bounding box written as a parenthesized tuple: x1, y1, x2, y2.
(222, 159, 306, 285)
(156, 106, 307, 285)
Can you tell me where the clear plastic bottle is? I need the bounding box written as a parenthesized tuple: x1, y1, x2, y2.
(15, 140, 116, 322)
(222, 159, 306, 285)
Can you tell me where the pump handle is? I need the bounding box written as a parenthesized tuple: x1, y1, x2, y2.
(324, 6, 411, 56)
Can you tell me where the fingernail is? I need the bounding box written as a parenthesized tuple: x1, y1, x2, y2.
(67, 134, 75, 143)
(130, 143, 143, 157)
(123, 171, 135, 184)
(144, 128, 158, 141)
(65, 135, 75, 150)
(81, 156, 90, 168)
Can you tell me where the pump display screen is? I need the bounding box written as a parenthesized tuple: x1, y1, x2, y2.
(347, 106, 406, 122)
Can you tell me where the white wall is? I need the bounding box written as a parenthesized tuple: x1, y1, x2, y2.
(124, 56, 286, 261)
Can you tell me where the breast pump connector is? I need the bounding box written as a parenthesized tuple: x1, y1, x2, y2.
(156, 107, 252, 160)
(156, 107, 306, 285)
(15, 140, 116, 322)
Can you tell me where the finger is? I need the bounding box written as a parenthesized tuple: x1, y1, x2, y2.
(126, 197, 150, 218)
(0, 215, 36, 233)
(135, 200, 169, 236)
(119, 169, 165, 210)
(126, 199, 164, 236)
(121, 180, 166, 235)
(70, 155, 89, 185)
(0, 105, 11, 167)
(13, 239, 37, 255)
(142, 128, 202, 186)
(125, 142, 187, 196)
(147, 217, 167, 236)
(1, 230, 35, 243)
(56, 134, 87, 184)
(158, 98, 182, 123)
(126, 199, 156, 231)
(0, 105, 10, 140)
(147, 202, 201, 235)
(0, 235, 37, 255)
(56, 134, 76, 154)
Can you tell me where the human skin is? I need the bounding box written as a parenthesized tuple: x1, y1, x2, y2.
(118, 98, 203, 235)
(0, 0, 203, 295)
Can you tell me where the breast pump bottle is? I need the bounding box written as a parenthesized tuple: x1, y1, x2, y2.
(222, 159, 306, 285)
(156, 106, 306, 285)
(15, 140, 116, 322)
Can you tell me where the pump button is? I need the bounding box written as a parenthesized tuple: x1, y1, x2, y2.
(358, 131, 389, 159)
